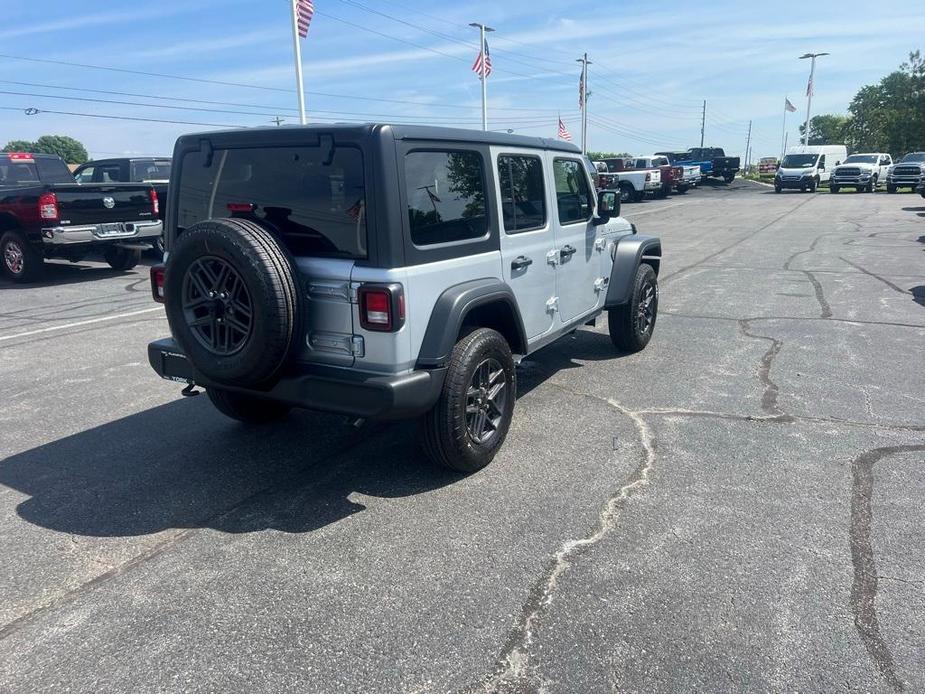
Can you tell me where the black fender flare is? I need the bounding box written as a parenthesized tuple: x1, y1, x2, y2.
(416, 278, 528, 369)
(604, 234, 662, 308)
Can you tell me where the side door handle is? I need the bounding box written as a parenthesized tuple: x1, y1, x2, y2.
(560, 244, 577, 260)
(511, 255, 533, 270)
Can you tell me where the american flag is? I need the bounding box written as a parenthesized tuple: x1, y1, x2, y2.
(557, 117, 572, 141)
(472, 40, 492, 78)
(296, 0, 315, 39)
(785, 97, 797, 113)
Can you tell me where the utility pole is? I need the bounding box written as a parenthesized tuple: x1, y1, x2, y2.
(470, 22, 495, 131)
(799, 52, 829, 146)
(744, 120, 752, 175)
(700, 100, 706, 148)
(271, 116, 285, 126)
(577, 53, 591, 155)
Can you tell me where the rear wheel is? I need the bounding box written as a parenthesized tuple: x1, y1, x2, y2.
(676, 184, 689, 194)
(808, 177, 818, 193)
(104, 246, 141, 271)
(723, 174, 735, 184)
(419, 328, 516, 473)
(619, 182, 634, 203)
(207, 387, 291, 423)
(774, 183, 782, 193)
(608, 264, 658, 353)
(1, 231, 44, 282)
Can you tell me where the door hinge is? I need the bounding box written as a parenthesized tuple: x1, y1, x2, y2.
(594, 276, 609, 292)
(545, 249, 559, 266)
(545, 296, 559, 313)
(594, 238, 607, 252)
(351, 335, 365, 357)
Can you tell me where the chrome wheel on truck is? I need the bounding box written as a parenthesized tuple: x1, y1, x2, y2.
(0, 231, 43, 282)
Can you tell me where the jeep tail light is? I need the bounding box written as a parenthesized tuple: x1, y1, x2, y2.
(358, 284, 405, 332)
(149, 188, 159, 216)
(150, 264, 166, 303)
(38, 192, 58, 221)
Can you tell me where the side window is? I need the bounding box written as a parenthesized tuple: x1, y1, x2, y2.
(880, 156, 890, 165)
(553, 158, 593, 225)
(98, 165, 124, 182)
(497, 154, 546, 233)
(75, 166, 94, 183)
(405, 150, 488, 246)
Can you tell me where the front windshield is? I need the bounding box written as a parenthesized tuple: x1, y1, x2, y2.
(781, 154, 818, 168)
(843, 155, 878, 164)
(900, 152, 925, 162)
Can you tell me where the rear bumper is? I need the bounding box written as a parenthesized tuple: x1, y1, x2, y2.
(643, 181, 661, 191)
(148, 338, 445, 420)
(42, 220, 162, 246)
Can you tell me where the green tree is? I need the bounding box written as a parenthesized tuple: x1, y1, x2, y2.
(846, 51, 925, 154)
(587, 151, 632, 160)
(798, 114, 850, 146)
(2, 139, 37, 153)
(32, 135, 89, 164)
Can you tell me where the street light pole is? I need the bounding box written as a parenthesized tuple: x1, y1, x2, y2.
(470, 23, 494, 131)
(799, 52, 828, 146)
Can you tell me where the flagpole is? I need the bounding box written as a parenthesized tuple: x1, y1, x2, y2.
(799, 52, 828, 146)
(290, 0, 307, 125)
(781, 95, 788, 160)
(480, 24, 487, 131)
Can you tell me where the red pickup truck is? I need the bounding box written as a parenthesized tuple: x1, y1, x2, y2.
(0, 152, 162, 281)
(626, 156, 687, 196)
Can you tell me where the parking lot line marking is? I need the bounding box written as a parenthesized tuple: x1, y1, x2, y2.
(0, 307, 163, 343)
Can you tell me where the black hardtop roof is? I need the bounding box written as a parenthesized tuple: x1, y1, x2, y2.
(175, 123, 582, 154)
(84, 156, 172, 163)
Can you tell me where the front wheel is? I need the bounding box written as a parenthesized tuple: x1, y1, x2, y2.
(608, 264, 658, 353)
(887, 184, 896, 194)
(1, 231, 44, 282)
(867, 177, 877, 193)
(104, 246, 141, 271)
(207, 387, 291, 423)
(830, 185, 839, 194)
(419, 328, 516, 473)
(774, 184, 782, 193)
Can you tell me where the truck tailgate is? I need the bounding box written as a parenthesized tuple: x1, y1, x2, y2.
(53, 183, 156, 225)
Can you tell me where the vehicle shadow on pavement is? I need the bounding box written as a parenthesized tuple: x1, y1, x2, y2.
(0, 397, 461, 537)
(0, 258, 157, 290)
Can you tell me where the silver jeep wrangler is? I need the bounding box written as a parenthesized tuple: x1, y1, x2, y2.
(148, 124, 661, 472)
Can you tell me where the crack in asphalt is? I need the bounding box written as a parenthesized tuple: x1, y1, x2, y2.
(662, 311, 925, 330)
(840, 257, 911, 296)
(661, 194, 818, 285)
(467, 388, 657, 693)
(737, 320, 785, 415)
(849, 444, 925, 693)
(801, 270, 833, 318)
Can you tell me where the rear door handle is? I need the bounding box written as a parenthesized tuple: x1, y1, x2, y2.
(560, 245, 577, 259)
(511, 255, 533, 270)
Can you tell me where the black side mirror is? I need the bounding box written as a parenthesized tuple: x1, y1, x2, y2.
(594, 190, 619, 225)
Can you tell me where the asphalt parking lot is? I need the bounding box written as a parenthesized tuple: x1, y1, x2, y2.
(1, 180, 923, 693)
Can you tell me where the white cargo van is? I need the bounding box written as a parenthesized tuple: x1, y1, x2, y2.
(774, 144, 848, 193)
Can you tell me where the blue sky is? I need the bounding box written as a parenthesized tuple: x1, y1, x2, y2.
(1, 0, 922, 161)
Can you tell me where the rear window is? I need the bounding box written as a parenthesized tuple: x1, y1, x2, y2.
(404, 150, 488, 247)
(177, 145, 367, 258)
(132, 160, 172, 181)
(0, 156, 73, 186)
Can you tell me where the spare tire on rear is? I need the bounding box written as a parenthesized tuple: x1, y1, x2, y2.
(164, 218, 302, 388)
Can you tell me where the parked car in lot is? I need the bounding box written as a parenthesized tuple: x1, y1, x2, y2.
(0, 152, 162, 281)
(653, 151, 701, 188)
(147, 125, 662, 472)
(830, 153, 892, 193)
(626, 156, 688, 195)
(656, 150, 711, 182)
(73, 157, 171, 252)
(886, 152, 925, 193)
(594, 158, 661, 203)
(758, 157, 779, 175)
(686, 147, 740, 183)
(774, 145, 848, 193)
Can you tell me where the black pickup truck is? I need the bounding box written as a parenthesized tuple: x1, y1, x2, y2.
(0, 152, 162, 281)
(686, 147, 740, 183)
(73, 157, 170, 252)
